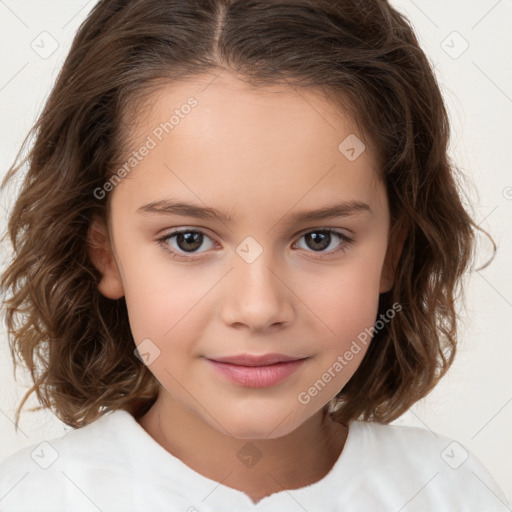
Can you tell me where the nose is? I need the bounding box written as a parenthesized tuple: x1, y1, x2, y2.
(219, 249, 294, 332)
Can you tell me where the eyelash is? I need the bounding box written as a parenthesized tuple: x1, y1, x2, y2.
(156, 228, 353, 262)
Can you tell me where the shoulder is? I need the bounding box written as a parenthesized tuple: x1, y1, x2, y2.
(340, 420, 510, 510)
(0, 410, 135, 512)
(350, 419, 462, 457)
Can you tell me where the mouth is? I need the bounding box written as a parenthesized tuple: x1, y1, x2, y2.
(206, 353, 309, 388)
(209, 353, 306, 366)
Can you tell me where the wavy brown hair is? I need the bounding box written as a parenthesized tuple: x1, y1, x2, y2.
(1, 0, 495, 430)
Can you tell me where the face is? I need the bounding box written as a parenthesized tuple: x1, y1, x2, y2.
(89, 72, 398, 440)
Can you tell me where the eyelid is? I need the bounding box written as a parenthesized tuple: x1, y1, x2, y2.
(157, 226, 354, 260)
(156, 227, 218, 262)
(294, 225, 351, 239)
(292, 228, 353, 259)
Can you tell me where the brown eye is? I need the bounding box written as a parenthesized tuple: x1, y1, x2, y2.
(158, 228, 216, 258)
(174, 231, 204, 252)
(295, 229, 351, 255)
(303, 231, 332, 251)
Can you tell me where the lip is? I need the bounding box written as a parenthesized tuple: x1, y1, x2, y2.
(209, 353, 305, 366)
(206, 353, 309, 388)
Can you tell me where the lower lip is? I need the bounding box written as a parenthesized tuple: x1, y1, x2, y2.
(207, 359, 307, 388)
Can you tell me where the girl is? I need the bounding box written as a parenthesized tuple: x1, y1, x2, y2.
(0, 0, 509, 510)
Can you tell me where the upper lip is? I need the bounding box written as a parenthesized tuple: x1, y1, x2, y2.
(208, 353, 307, 366)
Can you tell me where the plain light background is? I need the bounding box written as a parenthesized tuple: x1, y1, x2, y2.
(0, 0, 511, 504)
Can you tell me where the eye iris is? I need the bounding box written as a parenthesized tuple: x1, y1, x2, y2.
(171, 231, 337, 254)
(177, 231, 203, 252)
(305, 231, 331, 251)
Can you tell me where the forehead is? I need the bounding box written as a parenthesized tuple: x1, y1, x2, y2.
(126, 72, 371, 155)
(112, 72, 386, 218)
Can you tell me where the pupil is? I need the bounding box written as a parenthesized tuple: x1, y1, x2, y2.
(307, 231, 330, 251)
(177, 232, 202, 252)
(175, 231, 332, 253)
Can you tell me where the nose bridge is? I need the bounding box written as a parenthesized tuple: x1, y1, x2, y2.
(220, 238, 293, 330)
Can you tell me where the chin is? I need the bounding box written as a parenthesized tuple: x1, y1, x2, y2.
(213, 407, 306, 440)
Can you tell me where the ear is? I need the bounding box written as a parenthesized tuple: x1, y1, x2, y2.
(379, 221, 408, 294)
(87, 216, 125, 299)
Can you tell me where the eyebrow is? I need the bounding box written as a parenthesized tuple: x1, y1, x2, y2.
(136, 199, 371, 225)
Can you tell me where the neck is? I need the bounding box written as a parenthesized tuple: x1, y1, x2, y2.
(136, 394, 348, 504)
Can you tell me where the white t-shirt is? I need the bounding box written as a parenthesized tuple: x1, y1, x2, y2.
(0, 409, 509, 511)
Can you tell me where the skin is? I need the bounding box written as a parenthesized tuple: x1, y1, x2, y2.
(88, 72, 405, 503)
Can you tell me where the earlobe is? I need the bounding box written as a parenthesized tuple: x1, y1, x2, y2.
(87, 217, 125, 299)
(379, 223, 408, 294)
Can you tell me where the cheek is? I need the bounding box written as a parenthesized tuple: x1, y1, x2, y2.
(310, 277, 379, 371)
(297, 248, 383, 382)
(295, 272, 380, 410)
(121, 252, 216, 350)
(299, 254, 382, 336)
